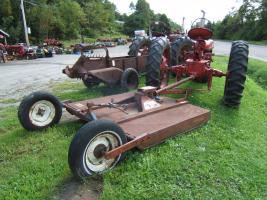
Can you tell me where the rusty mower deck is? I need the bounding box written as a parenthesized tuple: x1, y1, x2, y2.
(18, 82, 211, 179)
(64, 91, 210, 151)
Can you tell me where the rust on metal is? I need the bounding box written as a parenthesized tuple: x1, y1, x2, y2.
(63, 87, 210, 159)
(62, 46, 148, 86)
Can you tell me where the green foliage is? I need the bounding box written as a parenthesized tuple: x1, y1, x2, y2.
(213, 0, 267, 41)
(247, 58, 267, 89)
(123, 0, 181, 36)
(124, 0, 154, 35)
(0, 0, 181, 43)
(0, 0, 117, 43)
(82, 0, 116, 37)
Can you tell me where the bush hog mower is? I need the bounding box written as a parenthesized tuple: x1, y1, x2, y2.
(63, 46, 147, 90)
(18, 18, 248, 180)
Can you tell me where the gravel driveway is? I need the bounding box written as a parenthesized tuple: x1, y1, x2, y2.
(0, 46, 128, 101)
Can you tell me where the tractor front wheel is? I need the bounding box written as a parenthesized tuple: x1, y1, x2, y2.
(223, 41, 249, 107)
(68, 119, 127, 180)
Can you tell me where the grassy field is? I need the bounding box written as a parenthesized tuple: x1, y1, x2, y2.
(0, 56, 267, 199)
(249, 40, 267, 46)
(62, 34, 128, 47)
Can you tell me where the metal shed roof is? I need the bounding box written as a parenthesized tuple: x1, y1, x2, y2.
(0, 29, 10, 37)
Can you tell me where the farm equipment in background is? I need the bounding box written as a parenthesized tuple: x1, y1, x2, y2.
(44, 38, 63, 47)
(63, 46, 147, 90)
(36, 46, 54, 58)
(43, 38, 64, 55)
(5, 44, 37, 60)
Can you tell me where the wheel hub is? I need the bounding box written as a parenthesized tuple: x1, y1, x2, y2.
(83, 131, 122, 173)
(93, 144, 107, 159)
(29, 100, 56, 127)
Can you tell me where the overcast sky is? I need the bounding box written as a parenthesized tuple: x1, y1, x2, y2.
(109, 0, 242, 31)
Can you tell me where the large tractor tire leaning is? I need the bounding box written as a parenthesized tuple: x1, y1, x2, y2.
(223, 41, 249, 107)
(120, 68, 139, 90)
(145, 37, 170, 87)
(18, 91, 62, 131)
(128, 37, 150, 56)
(68, 119, 127, 180)
(171, 36, 193, 66)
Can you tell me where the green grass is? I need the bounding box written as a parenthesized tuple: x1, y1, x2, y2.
(0, 56, 267, 199)
(247, 58, 267, 89)
(248, 40, 267, 46)
(0, 98, 18, 104)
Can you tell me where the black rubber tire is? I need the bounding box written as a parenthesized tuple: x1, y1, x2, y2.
(68, 119, 127, 180)
(82, 76, 101, 88)
(128, 37, 150, 56)
(171, 36, 193, 66)
(18, 91, 62, 131)
(145, 37, 170, 87)
(223, 41, 249, 107)
(120, 68, 139, 90)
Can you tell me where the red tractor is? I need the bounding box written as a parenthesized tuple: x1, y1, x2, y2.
(145, 18, 248, 107)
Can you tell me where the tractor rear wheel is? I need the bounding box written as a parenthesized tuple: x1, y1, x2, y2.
(128, 37, 150, 56)
(145, 37, 170, 87)
(68, 119, 127, 180)
(223, 41, 249, 107)
(171, 36, 193, 66)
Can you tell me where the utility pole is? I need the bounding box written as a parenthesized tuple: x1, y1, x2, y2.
(182, 17, 185, 33)
(20, 0, 30, 47)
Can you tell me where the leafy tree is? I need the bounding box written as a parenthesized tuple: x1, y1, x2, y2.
(213, 0, 267, 41)
(83, 0, 116, 37)
(124, 0, 154, 35)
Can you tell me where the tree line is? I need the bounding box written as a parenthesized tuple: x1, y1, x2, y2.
(0, 0, 180, 44)
(213, 0, 267, 41)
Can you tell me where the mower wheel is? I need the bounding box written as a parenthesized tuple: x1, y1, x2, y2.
(128, 37, 150, 56)
(18, 91, 62, 131)
(223, 41, 249, 107)
(68, 119, 127, 180)
(146, 37, 170, 87)
(82, 76, 101, 88)
(171, 36, 193, 66)
(121, 68, 139, 90)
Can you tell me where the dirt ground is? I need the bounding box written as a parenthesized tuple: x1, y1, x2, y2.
(53, 178, 103, 200)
